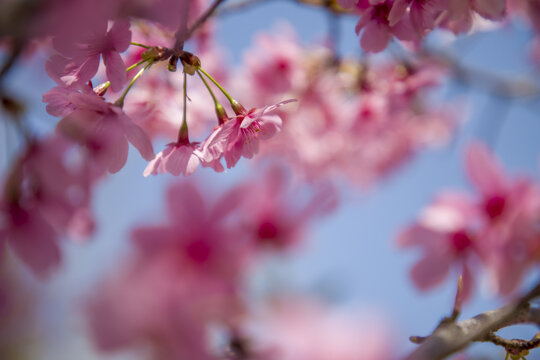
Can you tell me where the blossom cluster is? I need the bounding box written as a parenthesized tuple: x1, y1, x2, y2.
(83, 167, 371, 360)
(338, 0, 540, 55)
(399, 142, 540, 300)
(233, 28, 455, 186)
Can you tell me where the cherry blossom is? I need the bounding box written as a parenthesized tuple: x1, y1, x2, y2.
(197, 100, 295, 169)
(397, 192, 481, 301)
(45, 87, 155, 173)
(144, 142, 201, 176)
(46, 19, 131, 91)
(354, 0, 418, 52)
(0, 135, 96, 277)
(399, 142, 540, 299)
(243, 298, 393, 360)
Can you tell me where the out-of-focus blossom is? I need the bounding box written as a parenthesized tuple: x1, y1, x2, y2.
(355, 0, 418, 52)
(237, 165, 338, 250)
(235, 30, 455, 186)
(86, 181, 252, 359)
(46, 20, 131, 91)
(397, 192, 481, 301)
(0, 135, 96, 277)
(44, 86, 155, 173)
(243, 298, 394, 360)
(398, 142, 540, 299)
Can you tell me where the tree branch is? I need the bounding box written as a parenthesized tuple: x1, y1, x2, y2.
(405, 282, 540, 360)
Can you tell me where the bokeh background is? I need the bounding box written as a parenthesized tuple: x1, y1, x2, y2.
(2, 1, 540, 359)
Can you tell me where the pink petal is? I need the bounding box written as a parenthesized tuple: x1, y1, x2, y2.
(120, 116, 155, 161)
(360, 20, 392, 53)
(108, 20, 132, 52)
(396, 224, 446, 249)
(165, 146, 200, 176)
(471, 0, 506, 20)
(59, 56, 100, 87)
(9, 214, 61, 277)
(103, 51, 127, 92)
(166, 182, 206, 225)
(410, 253, 451, 290)
(465, 142, 510, 197)
(101, 123, 129, 174)
(388, 0, 410, 27)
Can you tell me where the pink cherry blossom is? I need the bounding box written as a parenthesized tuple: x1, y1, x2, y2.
(0, 135, 96, 277)
(46, 20, 131, 91)
(355, 0, 418, 52)
(144, 142, 201, 176)
(86, 181, 252, 358)
(441, 0, 507, 34)
(49, 87, 155, 173)
(397, 192, 481, 301)
(465, 142, 540, 295)
(399, 142, 540, 299)
(238, 165, 338, 250)
(244, 298, 394, 360)
(388, 0, 448, 37)
(197, 100, 295, 169)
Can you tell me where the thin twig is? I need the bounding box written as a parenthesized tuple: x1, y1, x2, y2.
(186, 0, 226, 42)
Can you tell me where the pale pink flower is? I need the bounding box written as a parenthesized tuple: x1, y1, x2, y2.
(441, 0, 507, 34)
(86, 181, 251, 358)
(245, 298, 393, 360)
(144, 142, 201, 176)
(0, 135, 96, 277)
(46, 20, 131, 91)
(465, 142, 540, 295)
(397, 192, 481, 301)
(238, 165, 338, 250)
(52, 88, 154, 173)
(198, 100, 295, 169)
(355, 1, 418, 52)
(388, 0, 449, 37)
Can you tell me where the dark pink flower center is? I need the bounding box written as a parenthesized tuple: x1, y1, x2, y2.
(258, 220, 279, 240)
(185, 240, 212, 264)
(450, 230, 472, 254)
(483, 195, 506, 221)
(372, 3, 392, 23)
(275, 58, 290, 72)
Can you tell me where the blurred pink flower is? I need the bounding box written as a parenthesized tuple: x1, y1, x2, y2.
(0, 136, 96, 277)
(245, 298, 393, 360)
(87, 181, 252, 358)
(355, 0, 418, 52)
(398, 192, 481, 301)
(46, 20, 131, 91)
(466, 142, 540, 295)
(239, 165, 338, 250)
(51, 88, 154, 173)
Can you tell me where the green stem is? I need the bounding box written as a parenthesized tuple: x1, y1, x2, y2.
(130, 42, 150, 49)
(177, 71, 189, 144)
(197, 69, 229, 124)
(114, 61, 153, 108)
(126, 59, 148, 72)
(197, 67, 234, 104)
(196, 69, 219, 107)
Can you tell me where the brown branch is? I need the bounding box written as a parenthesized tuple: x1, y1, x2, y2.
(405, 281, 540, 360)
(186, 0, 226, 41)
(482, 331, 540, 354)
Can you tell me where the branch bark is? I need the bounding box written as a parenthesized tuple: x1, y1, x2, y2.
(405, 282, 540, 360)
